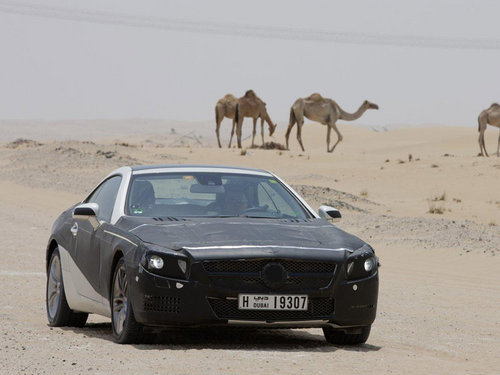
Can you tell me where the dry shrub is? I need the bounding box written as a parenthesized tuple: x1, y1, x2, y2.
(431, 192, 446, 201)
(259, 141, 287, 150)
(6, 138, 43, 148)
(428, 203, 445, 214)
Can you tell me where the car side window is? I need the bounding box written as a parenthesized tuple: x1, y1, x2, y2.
(87, 176, 122, 222)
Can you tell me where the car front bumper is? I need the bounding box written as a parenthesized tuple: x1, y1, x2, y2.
(128, 262, 378, 329)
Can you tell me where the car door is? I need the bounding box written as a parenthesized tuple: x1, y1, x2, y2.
(72, 175, 122, 302)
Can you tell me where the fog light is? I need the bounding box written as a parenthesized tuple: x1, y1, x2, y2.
(364, 257, 375, 272)
(177, 259, 187, 274)
(148, 255, 164, 270)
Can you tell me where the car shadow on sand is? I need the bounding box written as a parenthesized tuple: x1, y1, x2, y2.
(61, 323, 381, 353)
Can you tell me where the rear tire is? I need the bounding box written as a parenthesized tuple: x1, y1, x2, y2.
(111, 258, 143, 344)
(323, 325, 371, 345)
(46, 248, 88, 327)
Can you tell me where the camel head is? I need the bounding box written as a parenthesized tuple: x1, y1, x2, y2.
(363, 100, 379, 110)
(269, 122, 277, 136)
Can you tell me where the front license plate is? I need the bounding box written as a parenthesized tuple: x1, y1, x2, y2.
(238, 294, 308, 310)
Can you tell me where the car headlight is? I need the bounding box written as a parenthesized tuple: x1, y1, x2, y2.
(148, 255, 164, 270)
(345, 245, 378, 280)
(141, 245, 190, 279)
(364, 257, 375, 272)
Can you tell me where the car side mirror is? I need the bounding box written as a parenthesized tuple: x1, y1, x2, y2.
(73, 203, 100, 229)
(318, 205, 341, 222)
(73, 203, 99, 218)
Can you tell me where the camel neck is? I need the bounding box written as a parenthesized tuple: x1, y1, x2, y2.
(338, 104, 367, 121)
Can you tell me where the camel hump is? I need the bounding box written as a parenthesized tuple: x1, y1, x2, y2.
(306, 93, 324, 101)
(223, 94, 236, 100)
(489, 103, 500, 109)
(244, 89, 257, 98)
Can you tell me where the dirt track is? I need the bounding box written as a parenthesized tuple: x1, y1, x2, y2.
(0, 124, 499, 374)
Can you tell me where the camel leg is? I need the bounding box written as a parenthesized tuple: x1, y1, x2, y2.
(216, 119, 224, 149)
(286, 108, 298, 150)
(285, 122, 295, 150)
(326, 125, 332, 153)
(236, 118, 243, 149)
(251, 118, 257, 147)
(478, 115, 489, 157)
(478, 132, 484, 156)
(228, 119, 236, 148)
(328, 123, 343, 153)
(261, 118, 265, 146)
(296, 121, 305, 152)
(481, 132, 489, 157)
(497, 129, 500, 156)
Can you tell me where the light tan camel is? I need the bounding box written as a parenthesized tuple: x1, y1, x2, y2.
(233, 90, 277, 149)
(215, 94, 238, 148)
(478, 103, 500, 157)
(286, 93, 379, 153)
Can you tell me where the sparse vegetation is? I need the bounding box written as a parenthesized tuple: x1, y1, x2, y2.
(360, 189, 368, 197)
(489, 221, 497, 227)
(453, 198, 462, 203)
(431, 192, 446, 201)
(428, 203, 445, 214)
(431, 164, 439, 168)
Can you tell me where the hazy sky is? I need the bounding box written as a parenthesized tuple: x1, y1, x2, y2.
(1, 0, 499, 126)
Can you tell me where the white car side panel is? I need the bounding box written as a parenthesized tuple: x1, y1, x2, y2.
(110, 167, 132, 224)
(59, 245, 111, 318)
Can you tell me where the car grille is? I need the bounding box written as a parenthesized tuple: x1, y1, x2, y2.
(208, 297, 334, 321)
(203, 259, 336, 292)
(203, 259, 336, 274)
(143, 295, 181, 313)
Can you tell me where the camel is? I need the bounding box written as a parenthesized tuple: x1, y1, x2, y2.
(285, 93, 379, 153)
(233, 90, 277, 149)
(215, 94, 238, 148)
(478, 103, 500, 157)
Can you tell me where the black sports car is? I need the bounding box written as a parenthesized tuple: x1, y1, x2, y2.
(46, 165, 379, 344)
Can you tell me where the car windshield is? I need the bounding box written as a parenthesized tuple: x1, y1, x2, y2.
(126, 172, 311, 219)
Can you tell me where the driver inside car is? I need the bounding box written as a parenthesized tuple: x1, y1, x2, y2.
(221, 190, 248, 216)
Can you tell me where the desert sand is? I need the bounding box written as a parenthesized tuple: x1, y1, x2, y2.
(0, 119, 499, 374)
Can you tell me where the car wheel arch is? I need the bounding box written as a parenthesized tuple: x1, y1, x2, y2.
(109, 250, 125, 299)
(46, 239, 58, 272)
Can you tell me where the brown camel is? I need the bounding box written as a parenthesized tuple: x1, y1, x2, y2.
(215, 94, 238, 148)
(478, 103, 500, 157)
(233, 90, 277, 149)
(286, 93, 379, 153)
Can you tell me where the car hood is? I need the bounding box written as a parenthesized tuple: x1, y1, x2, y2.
(118, 217, 366, 259)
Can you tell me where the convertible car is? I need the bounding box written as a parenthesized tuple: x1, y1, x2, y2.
(46, 165, 379, 344)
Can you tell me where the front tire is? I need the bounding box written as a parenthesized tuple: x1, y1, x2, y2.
(323, 325, 371, 345)
(46, 248, 88, 327)
(111, 258, 143, 344)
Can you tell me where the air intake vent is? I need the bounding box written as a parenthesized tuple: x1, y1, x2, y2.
(143, 295, 181, 313)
